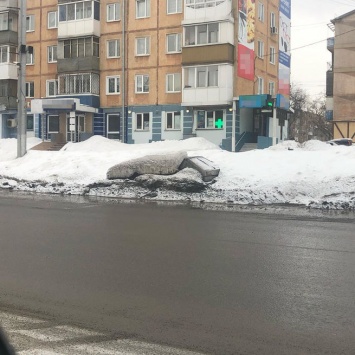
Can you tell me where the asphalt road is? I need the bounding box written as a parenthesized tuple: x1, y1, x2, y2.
(0, 193, 354, 354)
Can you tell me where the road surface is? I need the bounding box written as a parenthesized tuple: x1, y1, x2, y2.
(0, 193, 354, 354)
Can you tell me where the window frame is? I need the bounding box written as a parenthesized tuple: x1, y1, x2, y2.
(167, 0, 182, 14)
(136, 36, 150, 56)
(166, 33, 182, 54)
(46, 79, 58, 97)
(107, 39, 120, 58)
(107, 113, 121, 140)
(48, 115, 60, 134)
(269, 46, 275, 64)
(184, 23, 219, 46)
(136, 112, 150, 131)
(47, 45, 57, 63)
(184, 65, 218, 89)
(48, 11, 58, 29)
(196, 110, 224, 130)
(136, 0, 150, 19)
(107, 3, 120, 22)
(106, 75, 120, 94)
(268, 81, 275, 96)
(26, 15, 35, 32)
(258, 2, 264, 22)
(26, 50, 35, 65)
(25, 82, 34, 98)
(27, 114, 34, 131)
(135, 74, 149, 93)
(166, 73, 181, 93)
(166, 111, 181, 130)
(257, 76, 264, 95)
(270, 12, 276, 29)
(257, 40, 264, 59)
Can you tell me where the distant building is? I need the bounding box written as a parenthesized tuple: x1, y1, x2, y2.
(0, 0, 291, 151)
(327, 9, 355, 141)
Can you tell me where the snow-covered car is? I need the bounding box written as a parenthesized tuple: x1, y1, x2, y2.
(326, 138, 353, 146)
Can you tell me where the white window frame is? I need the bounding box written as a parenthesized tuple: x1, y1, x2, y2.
(48, 115, 60, 134)
(26, 50, 34, 65)
(136, 0, 150, 19)
(48, 11, 58, 29)
(166, 73, 181, 93)
(107, 114, 120, 140)
(26, 15, 35, 32)
(166, 111, 181, 130)
(257, 40, 264, 59)
(268, 81, 275, 96)
(184, 65, 218, 89)
(106, 75, 120, 94)
(136, 36, 150, 56)
(257, 77, 264, 94)
(167, 0, 182, 14)
(46, 79, 58, 97)
(184, 23, 219, 46)
(196, 110, 224, 130)
(135, 74, 149, 93)
(47, 45, 57, 63)
(258, 2, 264, 22)
(269, 46, 275, 64)
(107, 39, 120, 58)
(25, 82, 34, 98)
(166, 33, 182, 53)
(107, 3, 120, 22)
(270, 12, 276, 29)
(136, 112, 150, 131)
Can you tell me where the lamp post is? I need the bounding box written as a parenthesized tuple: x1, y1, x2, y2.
(17, 0, 27, 158)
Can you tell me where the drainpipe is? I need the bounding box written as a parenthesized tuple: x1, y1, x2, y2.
(121, 0, 126, 143)
(17, 0, 27, 157)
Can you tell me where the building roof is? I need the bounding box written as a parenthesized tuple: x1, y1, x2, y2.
(331, 9, 355, 23)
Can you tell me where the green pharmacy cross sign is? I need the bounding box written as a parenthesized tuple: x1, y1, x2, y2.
(215, 118, 223, 129)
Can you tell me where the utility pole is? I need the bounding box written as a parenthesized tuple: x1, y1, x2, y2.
(17, 0, 27, 158)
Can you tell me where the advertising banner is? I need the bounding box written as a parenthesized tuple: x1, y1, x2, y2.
(238, 0, 255, 81)
(279, 0, 291, 96)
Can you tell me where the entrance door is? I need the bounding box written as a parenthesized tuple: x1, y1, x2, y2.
(67, 115, 85, 142)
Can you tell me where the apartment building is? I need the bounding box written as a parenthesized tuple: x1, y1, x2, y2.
(0, 0, 291, 151)
(326, 9, 355, 141)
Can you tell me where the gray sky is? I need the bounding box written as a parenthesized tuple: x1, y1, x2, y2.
(291, 0, 355, 96)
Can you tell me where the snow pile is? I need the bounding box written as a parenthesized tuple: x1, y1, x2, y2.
(0, 136, 355, 210)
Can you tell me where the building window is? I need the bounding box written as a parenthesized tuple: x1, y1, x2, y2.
(167, 0, 182, 14)
(197, 110, 224, 129)
(166, 111, 181, 130)
(48, 11, 58, 28)
(166, 33, 182, 53)
(48, 45, 57, 63)
(136, 37, 150, 56)
(268, 81, 275, 95)
(27, 114, 34, 131)
(258, 2, 264, 22)
(136, 113, 150, 130)
(257, 40, 264, 58)
(26, 15, 35, 32)
(26, 50, 34, 65)
(25, 82, 34, 98)
(0, 13, 9, 31)
(59, 1, 99, 22)
(257, 77, 264, 94)
(136, 0, 150, 18)
(106, 76, 120, 94)
(48, 115, 59, 133)
(107, 39, 120, 57)
(135, 74, 149, 93)
(62, 37, 100, 58)
(185, 65, 218, 88)
(107, 3, 120, 21)
(270, 12, 276, 29)
(0, 45, 17, 63)
(269, 46, 275, 64)
(166, 73, 181, 93)
(58, 73, 100, 95)
(107, 114, 120, 140)
(46, 79, 58, 97)
(185, 23, 219, 46)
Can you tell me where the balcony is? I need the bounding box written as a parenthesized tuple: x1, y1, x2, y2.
(183, 0, 233, 24)
(58, 19, 100, 38)
(0, 63, 17, 80)
(57, 57, 100, 74)
(327, 37, 334, 52)
(182, 64, 233, 106)
(0, 0, 18, 11)
(326, 70, 333, 97)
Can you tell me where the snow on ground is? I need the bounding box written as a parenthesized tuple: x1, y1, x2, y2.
(0, 136, 354, 209)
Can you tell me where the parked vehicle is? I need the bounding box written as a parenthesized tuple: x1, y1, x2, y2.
(326, 138, 353, 146)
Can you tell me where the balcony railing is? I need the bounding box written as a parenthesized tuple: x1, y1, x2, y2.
(186, 0, 227, 9)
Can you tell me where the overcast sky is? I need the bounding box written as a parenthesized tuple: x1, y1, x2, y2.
(291, 0, 355, 97)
